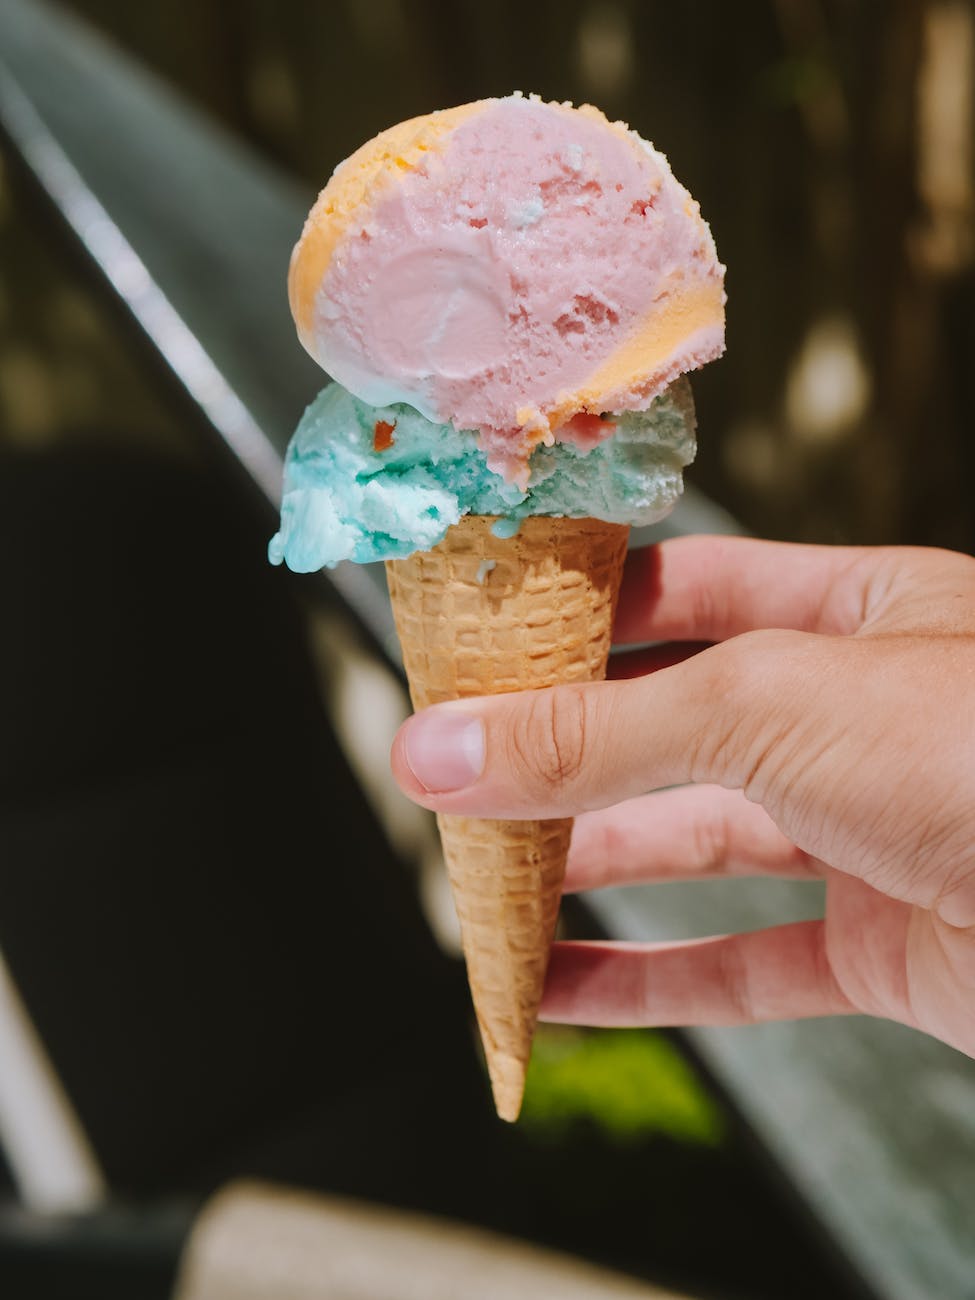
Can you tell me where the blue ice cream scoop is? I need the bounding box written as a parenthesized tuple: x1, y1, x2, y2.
(268, 379, 696, 572)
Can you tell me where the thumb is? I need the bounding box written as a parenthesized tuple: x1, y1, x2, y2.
(390, 630, 817, 819)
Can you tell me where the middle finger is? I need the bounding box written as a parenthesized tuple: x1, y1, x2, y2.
(565, 784, 821, 893)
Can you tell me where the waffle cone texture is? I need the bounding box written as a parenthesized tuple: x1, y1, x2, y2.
(385, 516, 629, 1121)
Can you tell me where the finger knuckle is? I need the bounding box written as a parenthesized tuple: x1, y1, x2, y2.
(718, 939, 758, 1024)
(690, 801, 733, 876)
(687, 630, 815, 790)
(512, 684, 591, 796)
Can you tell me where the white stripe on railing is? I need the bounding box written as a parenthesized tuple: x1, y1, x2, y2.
(0, 66, 284, 506)
(0, 948, 106, 1212)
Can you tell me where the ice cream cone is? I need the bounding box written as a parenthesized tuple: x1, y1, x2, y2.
(385, 515, 629, 1120)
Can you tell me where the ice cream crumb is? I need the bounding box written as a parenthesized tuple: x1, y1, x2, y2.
(491, 518, 522, 540)
(373, 419, 396, 451)
(507, 193, 545, 229)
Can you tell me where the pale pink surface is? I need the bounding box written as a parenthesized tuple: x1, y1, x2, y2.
(314, 96, 724, 482)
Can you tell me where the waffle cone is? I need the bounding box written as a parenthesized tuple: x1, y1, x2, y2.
(386, 516, 629, 1121)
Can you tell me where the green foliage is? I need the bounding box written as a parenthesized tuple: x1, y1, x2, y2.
(521, 1025, 726, 1146)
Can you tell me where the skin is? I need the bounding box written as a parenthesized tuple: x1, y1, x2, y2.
(391, 536, 975, 1057)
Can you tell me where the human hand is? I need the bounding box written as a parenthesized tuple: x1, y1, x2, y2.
(390, 536, 975, 1057)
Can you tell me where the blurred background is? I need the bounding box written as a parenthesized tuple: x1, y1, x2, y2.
(0, 1, 973, 1298)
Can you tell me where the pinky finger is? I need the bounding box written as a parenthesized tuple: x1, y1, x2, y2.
(539, 922, 856, 1028)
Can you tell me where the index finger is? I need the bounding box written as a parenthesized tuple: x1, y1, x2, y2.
(615, 536, 875, 646)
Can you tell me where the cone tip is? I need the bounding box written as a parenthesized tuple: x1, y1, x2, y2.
(487, 1050, 528, 1123)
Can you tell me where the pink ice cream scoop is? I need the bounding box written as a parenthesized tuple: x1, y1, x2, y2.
(289, 93, 725, 486)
